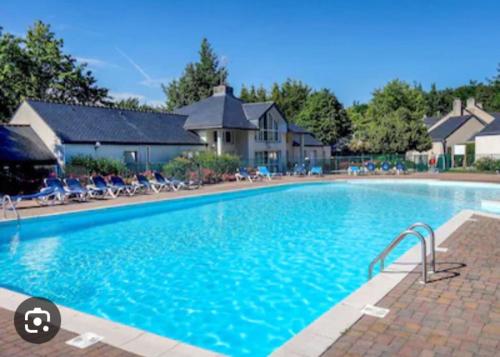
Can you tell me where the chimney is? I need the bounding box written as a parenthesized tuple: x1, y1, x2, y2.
(466, 97, 476, 109)
(213, 85, 233, 96)
(452, 99, 462, 116)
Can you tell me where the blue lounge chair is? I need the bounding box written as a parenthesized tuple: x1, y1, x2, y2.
(64, 178, 93, 199)
(110, 176, 138, 196)
(309, 166, 323, 176)
(136, 174, 162, 193)
(366, 162, 376, 174)
(395, 162, 408, 175)
(257, 166, 279, 181)
(292, 164, 307, 176)
(153, 172, 183, 191)
(90, 176, 117, 198)
(348, 166, 361, 176)
(381, 161, 392, 174)
(235, 168, 254, 183)
(3, 187, 59, 209)
(44, 177, 83, 201)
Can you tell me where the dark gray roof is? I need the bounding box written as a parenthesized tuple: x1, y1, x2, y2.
(288, 123, 310, 134)
(26, 100, 205, 145)
(423, 116, 440, 128)
(292, 133, 324, 147)
(0, 125, 56, 164)
(429, 115, 473, 141)
(175, 93, 258, 131)
(475, 115, 500, 137)
(242, 102, 274, 121)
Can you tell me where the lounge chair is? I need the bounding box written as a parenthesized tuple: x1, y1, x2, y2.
(136, 174, 163, 193)
(395, 162, 408, 175)
(64, 178, 94, 199)
(292, 164, 307, 176)
(89, 176, 117, 198)
(235, 168, 254, 183)
(309, 166, 323, 176)
(44, 177, 83, 202)
(110, 176, 138, 196)
(380, 161, 393, 174)
(153, 172, 183, 191)
(348, 166, 361, 176)
(366, 162, 376, 174)
(256, 166, 279, 181)
(3, 187, 59, 209)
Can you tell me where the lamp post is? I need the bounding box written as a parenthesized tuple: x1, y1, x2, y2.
(94, 141, 101, 158)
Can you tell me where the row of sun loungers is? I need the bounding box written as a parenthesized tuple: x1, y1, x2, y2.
(347, 161, 408, 176)
(235, 165, 324, 183)
(3, 173, 200, 208)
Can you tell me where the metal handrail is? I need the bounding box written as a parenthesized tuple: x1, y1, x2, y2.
(368, 230, 428, 284)
(2, 195, 20, 221)
(408, 222, 435, 273)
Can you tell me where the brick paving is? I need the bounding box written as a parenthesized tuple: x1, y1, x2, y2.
(0, 308, 137, 356)
(323, 215, 500, 357)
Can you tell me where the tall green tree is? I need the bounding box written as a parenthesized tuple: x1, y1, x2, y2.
(270, 79, 311, 121)
(295, 89, 351, 145)
(163, 38, 227, 110)
(112, 97, 162, 112)
(351, 80, 431, 153)
(0, 22, 109, 121)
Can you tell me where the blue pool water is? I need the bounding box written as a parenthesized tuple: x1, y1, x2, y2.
(0, 180, 499, 356)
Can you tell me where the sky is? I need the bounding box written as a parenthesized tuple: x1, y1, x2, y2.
(1, 0, 499, 107)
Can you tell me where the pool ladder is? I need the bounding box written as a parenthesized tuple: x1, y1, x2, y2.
(2, 195, 20, 221)
(368, 222, 435, 284)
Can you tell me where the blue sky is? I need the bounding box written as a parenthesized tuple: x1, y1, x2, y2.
(1, 0, 499, 107)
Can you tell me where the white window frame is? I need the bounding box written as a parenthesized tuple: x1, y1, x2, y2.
(256, 112, 280, 143)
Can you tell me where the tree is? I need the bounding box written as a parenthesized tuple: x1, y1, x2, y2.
(239, 84, 268, 102)
(270, 79, 311, 121)
(295, 89, 351, 145)
(0, 22, 109, 121)
(112, 97, 162, 111)
(351, 80, 431, 153)
(162, 38, 227, 110)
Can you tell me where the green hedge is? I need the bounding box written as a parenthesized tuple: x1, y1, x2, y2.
(67, 155, 126, 175)
(163, 152, 240, 182)
(474, 157, 500, 171)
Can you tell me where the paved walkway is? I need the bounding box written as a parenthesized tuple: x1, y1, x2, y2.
(0, 308, 137, 357)
(322, 214, 500, 357)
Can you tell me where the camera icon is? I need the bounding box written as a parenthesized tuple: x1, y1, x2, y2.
(14, 297, 61, 344)
(24, 307, 51, 334)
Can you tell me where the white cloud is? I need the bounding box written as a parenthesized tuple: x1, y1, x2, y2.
(115, 47, 169, 88)
(75, 56, 118, 69)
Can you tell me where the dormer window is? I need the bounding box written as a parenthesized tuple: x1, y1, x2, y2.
(256, 112, 280, 143)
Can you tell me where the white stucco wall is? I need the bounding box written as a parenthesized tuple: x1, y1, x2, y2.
(64, 144, 205, 166)
(9, 101, 64, 165)
(476, 135, 500, 158)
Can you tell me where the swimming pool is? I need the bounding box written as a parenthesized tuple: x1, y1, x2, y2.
(0, 180, 499, 356)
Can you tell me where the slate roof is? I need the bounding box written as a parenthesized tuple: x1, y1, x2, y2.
(26, 100, 205, 145)
(423, 116, 440, 128)
(429, 115, 473, 141)
(288, 123, 310, 134)
(175, 93, 258, 131)
(242, 102, 274, 121)
(0, 125, 56, 164)
(292, 133, 324, 147)
(475, 115, 500, 137)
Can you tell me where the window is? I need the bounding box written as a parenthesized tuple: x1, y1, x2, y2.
(256, 112, 280, 143)
(225, 131, 233, 144)
(124, 151, 138, 164)
(213, 131, 218, 143)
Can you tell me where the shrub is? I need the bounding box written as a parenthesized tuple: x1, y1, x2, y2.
(67, 155, 126, 175)
(162, 157, 195, 181)
(474, 157, 500, 172)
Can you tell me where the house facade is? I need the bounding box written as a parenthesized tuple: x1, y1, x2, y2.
(8, 85, 330, 172)
(474, 113, 500, 158)
(411, 98, 496, 161)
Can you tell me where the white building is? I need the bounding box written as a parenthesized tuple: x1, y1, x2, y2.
(9, 85, 330, 171)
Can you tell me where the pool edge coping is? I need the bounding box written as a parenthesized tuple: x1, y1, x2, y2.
(270, 209, 500, 357)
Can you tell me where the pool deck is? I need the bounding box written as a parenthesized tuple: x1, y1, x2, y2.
(0, 174, 499, 356)
(322, 212, 500, 357)
(4, 172, 500, 220)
